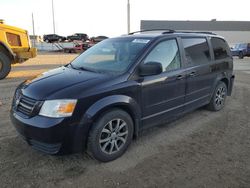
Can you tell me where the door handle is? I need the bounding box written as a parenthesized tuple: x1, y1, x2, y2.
(176, 75, 184, 80)
(188, 71, 196, 77)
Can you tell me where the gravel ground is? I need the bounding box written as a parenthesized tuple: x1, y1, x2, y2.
(0, 53, 250, 188)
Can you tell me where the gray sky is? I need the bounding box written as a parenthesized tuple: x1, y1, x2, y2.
(1, 0, 250, 37)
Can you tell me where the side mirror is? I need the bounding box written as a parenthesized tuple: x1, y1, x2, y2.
(139, 62, 162, 76)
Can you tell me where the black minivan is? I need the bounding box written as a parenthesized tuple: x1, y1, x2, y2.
(11, 30, 234, 162)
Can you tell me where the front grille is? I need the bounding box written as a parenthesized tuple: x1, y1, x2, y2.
(13, 90, 42, 118)
(17, 95, 37, 116)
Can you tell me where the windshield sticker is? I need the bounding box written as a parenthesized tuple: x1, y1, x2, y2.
(132, 39, 150, 44)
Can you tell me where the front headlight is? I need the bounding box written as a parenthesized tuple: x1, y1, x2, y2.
(39, 99, 77, 118)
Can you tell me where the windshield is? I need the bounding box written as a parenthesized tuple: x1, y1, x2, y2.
(70, 38, 150, 74)
(235, 43, 247, 49)
(239, 43, 247, 48)
(234, 44, 240, 49)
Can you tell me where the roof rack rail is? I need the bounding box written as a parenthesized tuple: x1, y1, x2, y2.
(128, 29, 175, 35)
(175, 31, 217, 35)
(128, 30, 217, 36)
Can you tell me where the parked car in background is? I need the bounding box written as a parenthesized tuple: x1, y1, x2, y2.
(11, 30, 234, 162)
(90, 36, 108, 43)
(63, 43, 89, 53)
(43, 34, 66, 43)
(67, 33, 89, 42)
(231, 43, 250, 59)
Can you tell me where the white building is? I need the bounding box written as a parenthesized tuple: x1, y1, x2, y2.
(141, 20, 250, 46)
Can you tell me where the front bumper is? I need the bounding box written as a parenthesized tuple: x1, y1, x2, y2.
(10, 111, 88, 154)
(231, 51, 238, 56)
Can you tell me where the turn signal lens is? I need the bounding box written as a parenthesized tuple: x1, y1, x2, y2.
(57, 102, 76, 114)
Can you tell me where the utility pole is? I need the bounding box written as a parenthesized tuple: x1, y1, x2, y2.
(52, 0, 56, 34)
(32, 13, 35, 36)
(127, 0, 130, 34)
(32, 13, 35, 47)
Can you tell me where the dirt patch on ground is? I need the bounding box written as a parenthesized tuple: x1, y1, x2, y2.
(0, 54, 250, 188)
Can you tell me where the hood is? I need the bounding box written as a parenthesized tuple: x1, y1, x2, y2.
(20, 66, 110, 100)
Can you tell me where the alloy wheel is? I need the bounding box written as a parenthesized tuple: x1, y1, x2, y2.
(215, 86, 226, 108)
(99, 118, 128, 155)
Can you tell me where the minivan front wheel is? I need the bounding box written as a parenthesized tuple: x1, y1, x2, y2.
(239, 52, 244, 59)
(208, 81, 227, 111)
(87, 109, 134, 162)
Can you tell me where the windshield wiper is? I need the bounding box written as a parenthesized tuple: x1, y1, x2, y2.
(78, 66, 97, 73)
(68, 63, 95, 72)
(67, 63, 77, 70)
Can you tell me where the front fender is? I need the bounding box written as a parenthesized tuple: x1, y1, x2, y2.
(80, 95, 141, 137)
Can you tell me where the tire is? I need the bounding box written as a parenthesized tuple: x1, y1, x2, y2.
(207, 81, 227, 111)
(0, 52, 11, 79)
(87, 109, 134, 162)
(45, 39, 49, 43)
(239, 52, 244, 59)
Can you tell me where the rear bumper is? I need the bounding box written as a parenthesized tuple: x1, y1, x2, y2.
(228, 75, 235, 96)
(10, 111, 89, 154)
(17, 47, 37, 59)
(13, 47, 37, 63)
(29, 47, 37, 58)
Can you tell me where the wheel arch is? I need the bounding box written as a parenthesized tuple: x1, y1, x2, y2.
(220, 77, 229, 89)
(211, 74, 230, 99)
(81, 95, 141, 138)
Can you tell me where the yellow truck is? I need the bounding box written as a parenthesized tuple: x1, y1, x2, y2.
(0, 20, 37, 79)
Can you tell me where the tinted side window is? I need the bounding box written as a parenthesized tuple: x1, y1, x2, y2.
(144, 39, 181, 72)
(211, 37, 231, 60)
(182, 38, 210, 66)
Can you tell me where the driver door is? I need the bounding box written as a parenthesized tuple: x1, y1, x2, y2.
(140, 38, 186, 127)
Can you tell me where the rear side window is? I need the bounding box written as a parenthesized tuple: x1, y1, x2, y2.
(211, 37, 231, 60)
(144, 39, 181, 72)
(182, 38, 210, 66)
(6, 32, 21, 46)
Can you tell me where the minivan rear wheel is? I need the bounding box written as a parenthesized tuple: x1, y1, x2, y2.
(207, 81, 227, 111)
(87, 109, 134, 162)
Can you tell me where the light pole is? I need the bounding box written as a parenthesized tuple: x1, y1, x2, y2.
(32, 13, 35, 36)
(32, 13, 35, 47)
(127, 0, 130, 34)
(52, 0, 56, 34)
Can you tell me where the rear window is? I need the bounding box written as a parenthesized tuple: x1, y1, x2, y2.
(182, 38, 210, 66)
(211, 37, 231, 60)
